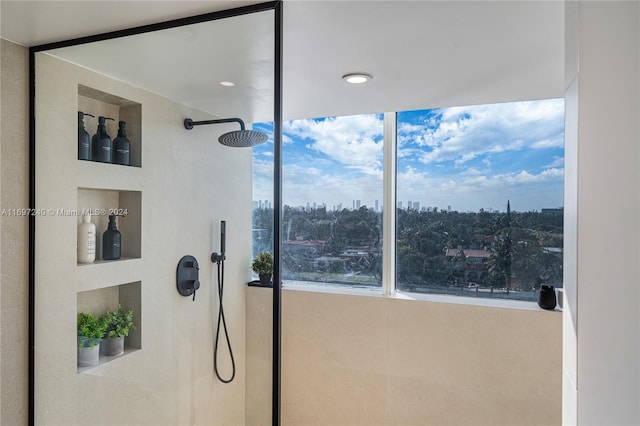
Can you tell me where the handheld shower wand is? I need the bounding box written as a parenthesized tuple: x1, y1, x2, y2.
(211, 221, 225, 263)
(220, 221, 226, 260)
(212, 220, 235, 383)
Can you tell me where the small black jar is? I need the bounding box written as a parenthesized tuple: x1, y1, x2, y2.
(538, 284, 557, 310)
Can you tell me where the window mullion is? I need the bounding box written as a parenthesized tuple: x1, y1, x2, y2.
(382, 112, 397, 296)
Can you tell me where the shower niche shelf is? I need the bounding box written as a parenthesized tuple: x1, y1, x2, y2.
(77, 281, 142, 374)
(77, 258, 142, 292)
(78, 160, 142, 191)
(78, 84, 142, 168)
(77, 188, 141, 265)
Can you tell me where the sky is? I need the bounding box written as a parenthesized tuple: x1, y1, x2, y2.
(252, 98, 565, 213)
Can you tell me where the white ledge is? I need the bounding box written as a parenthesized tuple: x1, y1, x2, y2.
(278, 280, 561, 312)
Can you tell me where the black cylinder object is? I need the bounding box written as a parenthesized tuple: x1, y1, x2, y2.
(78, 111, 94, 161)
(538, 284, 557, 310)
(102, 214, 122, 260)
(113, 120, 131, 166)
(92, 116, 114, 163)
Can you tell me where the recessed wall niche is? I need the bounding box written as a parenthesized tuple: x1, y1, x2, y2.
(76, 281, 142, 373)
(78, 84, 142, 168)
(77, 188, 141, 263)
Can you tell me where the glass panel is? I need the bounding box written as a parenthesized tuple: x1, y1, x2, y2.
(396, 100, 564, 301)
(252, 121, 275, 259)
(34, 9, 275, 425)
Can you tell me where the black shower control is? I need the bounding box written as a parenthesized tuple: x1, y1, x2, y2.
(177, 255, 200, 301)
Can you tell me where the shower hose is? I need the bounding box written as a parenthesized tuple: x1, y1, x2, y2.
(214, 259, 236, 383)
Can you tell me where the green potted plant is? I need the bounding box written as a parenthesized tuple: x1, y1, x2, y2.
(101, 304, 136, 356)
(77, 312, 106, 367)
(252, 251, 274, 286)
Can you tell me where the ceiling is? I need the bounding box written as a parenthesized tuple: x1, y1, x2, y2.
(0, 1, 565, 122)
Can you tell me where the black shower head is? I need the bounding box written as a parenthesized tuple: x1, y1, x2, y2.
(184, 117, 268, 148)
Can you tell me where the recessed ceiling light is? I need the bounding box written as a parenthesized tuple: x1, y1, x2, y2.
(220, 81, 235, 87)
(342, 73, 373, 84)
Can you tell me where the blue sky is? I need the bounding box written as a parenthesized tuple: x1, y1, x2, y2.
(252, 98, 565, 212)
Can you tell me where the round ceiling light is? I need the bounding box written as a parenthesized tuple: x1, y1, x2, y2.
(342, 73, 373, 84)
(220, 81, 235, 87)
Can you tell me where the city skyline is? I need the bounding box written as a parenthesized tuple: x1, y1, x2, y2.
(252, 98, 565, 212)
(252, 198, 562, 214)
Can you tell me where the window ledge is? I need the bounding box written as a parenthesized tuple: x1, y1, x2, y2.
(281, 280, 561, 312)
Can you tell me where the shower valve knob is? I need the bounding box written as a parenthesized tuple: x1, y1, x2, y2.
(177, 255, 200, 300)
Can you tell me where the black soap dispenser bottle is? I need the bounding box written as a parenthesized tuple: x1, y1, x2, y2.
(78, 111, 94, 160)
(91, 116, 115, 163)
(113, 120, 131, 166)
(102, 214, 122, 260)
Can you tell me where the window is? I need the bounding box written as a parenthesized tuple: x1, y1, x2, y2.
(253, 99, 564, 301)
(253, 114, 384, 287)
(396, 100, 564, 301)
(281, 114, 384, 287)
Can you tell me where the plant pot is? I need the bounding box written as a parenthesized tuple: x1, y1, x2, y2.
(102, 336, 125, 356)
(78, 341, 100, 367)
(259, 273, 272, 286)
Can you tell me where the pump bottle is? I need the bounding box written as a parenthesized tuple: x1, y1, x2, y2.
(77, 111, 94, 160)
(77, 213, 96, 263)
(113, 121, 131, 166)
(91, 116, 115, 163)
(102, 214, 122, 260)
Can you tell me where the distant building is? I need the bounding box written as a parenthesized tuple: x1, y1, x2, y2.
(542, 207, 563, 215)
(542, 247, 563, 254)
(252, 200, 271, 209)
(313, 256, 348, 273)
(445, 247, 492, 281)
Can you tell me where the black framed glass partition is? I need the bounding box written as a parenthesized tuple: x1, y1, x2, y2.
(29, 2, 282, 424)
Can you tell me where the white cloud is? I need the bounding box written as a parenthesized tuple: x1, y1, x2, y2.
(544, 156, 564, 168)
(397, 167, 564, 212)
(399, 99, 565, 166)
(282, 164, 382, 208)
(284, 114, 384, 175)
(461, 167, 488, 176)
(282, 133, 294, 144)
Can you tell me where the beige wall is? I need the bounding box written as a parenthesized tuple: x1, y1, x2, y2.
(245, 286, 272, 425)
(32, 52, 252, 425)
(0, 39, 30, 426)
(0, 42, 254, 424)
(246, 287, 561, 426)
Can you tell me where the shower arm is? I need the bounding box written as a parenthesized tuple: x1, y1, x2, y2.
(184, 117, 245, 131)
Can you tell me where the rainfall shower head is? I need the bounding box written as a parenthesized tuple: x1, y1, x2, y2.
(184, 117, 268, 148)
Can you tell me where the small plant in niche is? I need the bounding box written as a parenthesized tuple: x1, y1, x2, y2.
(252, 251, 274, 286)
(102, 304, 136, 356)
(77, 312, 107, 367)
(104, 304, 135, 338)
(77, 312, 107, 345)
